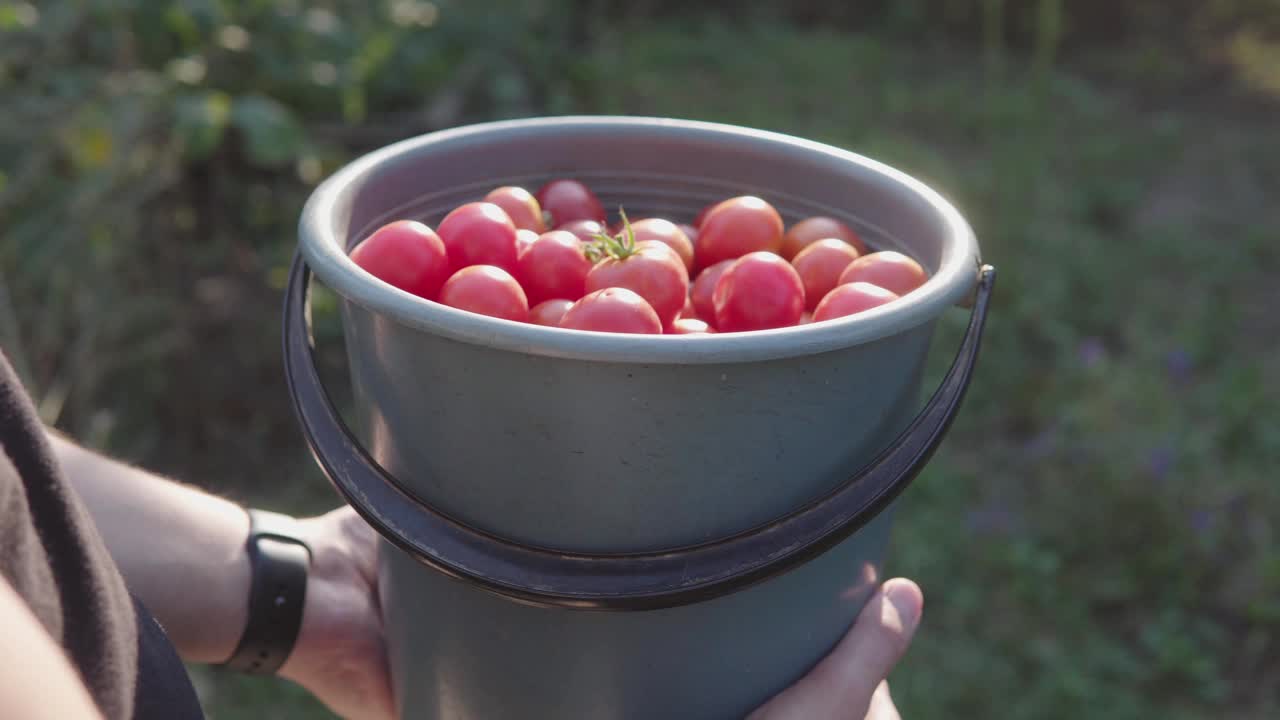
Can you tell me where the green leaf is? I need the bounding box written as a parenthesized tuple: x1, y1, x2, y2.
(173, 91, 231, 161)
(230, 94, 305, 168)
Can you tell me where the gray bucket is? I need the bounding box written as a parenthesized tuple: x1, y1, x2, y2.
(284, 117, 993, 719)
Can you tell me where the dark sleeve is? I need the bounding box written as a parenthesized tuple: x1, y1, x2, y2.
(0, 349, 204, 720)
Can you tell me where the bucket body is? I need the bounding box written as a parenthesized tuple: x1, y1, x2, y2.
(379, 507, 896, 719)
(295, 117, 984, 719)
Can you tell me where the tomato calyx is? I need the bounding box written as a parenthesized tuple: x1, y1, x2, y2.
(583, 208, 641, 264)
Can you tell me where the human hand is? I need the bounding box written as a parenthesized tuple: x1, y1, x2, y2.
(279, 506, 394, 720)
(749, 578, 923, 720)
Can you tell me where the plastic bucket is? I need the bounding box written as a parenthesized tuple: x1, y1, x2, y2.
(285, 116, 993, 719)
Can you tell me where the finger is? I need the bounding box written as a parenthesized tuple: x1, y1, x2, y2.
(750, 578, 922, 719)
(865, 681, 901, 720)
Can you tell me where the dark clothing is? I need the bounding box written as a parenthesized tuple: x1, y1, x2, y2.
(0, 351, 203, 719)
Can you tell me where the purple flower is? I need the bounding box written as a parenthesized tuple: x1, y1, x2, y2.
(1078, 337, 1106, 368)
(1147, 445, 1176, 481)
(1165, 349, 1194, 383)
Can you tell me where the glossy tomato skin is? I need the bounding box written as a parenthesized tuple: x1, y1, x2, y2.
(484, 186, 546, 233)
(536, 179, 606, 227)
(690, 259, 735, 328)
(630, 218, 694, 272)
(557, 219, 608, 243)
(791, 239, 862, 311)
(712, 251, 805, 332)
(515, 230, 591, 305)
(529, 298, 574, 326)
(678, 223, 699, 246)
(670, 317, 715, 334)
(780, 216, 868, 259)
(349, 220, 450, 300)
(693, 202, 717, 229)
(436, 202, 519, 272)
(695, 196, 785, 271)
(585, 241, 689, 329)
(559, 288, 662, 334)
(515, 229, 539, 255)
(837, 251, 928, 296)
(812, 282, 898, 323)
(439, 265, 529, 322)
(680, 294, 698, 321)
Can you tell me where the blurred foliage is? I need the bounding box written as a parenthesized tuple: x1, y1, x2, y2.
(2, 0, 1279, 718)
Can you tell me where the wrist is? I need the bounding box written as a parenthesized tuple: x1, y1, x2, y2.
(221, 509, 313, 674)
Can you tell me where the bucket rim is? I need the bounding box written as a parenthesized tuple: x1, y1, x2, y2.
(299, 116, 981, 364)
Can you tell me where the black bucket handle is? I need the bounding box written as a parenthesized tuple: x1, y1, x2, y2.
(284, 254, 995, 611)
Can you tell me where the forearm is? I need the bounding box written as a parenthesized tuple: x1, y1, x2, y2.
(47, 431, 251, 664)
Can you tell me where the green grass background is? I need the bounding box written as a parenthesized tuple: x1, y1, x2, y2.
(2, 1, 1278, 717)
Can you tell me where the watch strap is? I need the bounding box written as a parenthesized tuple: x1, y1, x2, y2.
(222, 509, 311, 674)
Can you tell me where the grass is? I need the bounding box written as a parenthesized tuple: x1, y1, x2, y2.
(8, 8, 1280, 720)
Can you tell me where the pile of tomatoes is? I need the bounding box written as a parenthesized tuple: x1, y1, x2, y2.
(348, 179, 928, 335)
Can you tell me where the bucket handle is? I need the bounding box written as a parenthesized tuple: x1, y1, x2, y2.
(284, 254, 995, 610)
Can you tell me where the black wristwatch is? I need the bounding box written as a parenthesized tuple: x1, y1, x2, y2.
(222, 509, 312, 674)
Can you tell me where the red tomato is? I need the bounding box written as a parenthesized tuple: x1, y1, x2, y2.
(586, 240, 689, 329)
(837, 251, 928, 296)
(515, 229, 539, 255)
(557, 219, 608, 243)
(780, 216, 867, 259)
(629, 218, 694, 272)
(812, 282, 899, 322)
(559, 288, 662, 334)
(791, 239, 861, 311)
(690, 259, 734, 327)
(536, 179, 606, 227)
(439, 265, 529, 322)
(695, 196, 784, 271)
(800, 311, 814, 325)
(693, 202, 717, 229)
(680, 294, 698, 321)
(349, 220, 450, 300)
(678, 223, 699, 245)
(515, 230, 591, 305)
(484, 186, 546, 233)
(670, 317, 715, 335)
(529, 298, 574, 327)
(436, 202, 518, 272)
(713, 252, 805, 332)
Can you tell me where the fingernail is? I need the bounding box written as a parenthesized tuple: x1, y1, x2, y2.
(885, 582, 920, 629)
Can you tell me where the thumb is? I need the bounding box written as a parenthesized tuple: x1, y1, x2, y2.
(750, 578, 923, 719)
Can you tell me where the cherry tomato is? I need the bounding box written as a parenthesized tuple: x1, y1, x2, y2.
(800, 311, 814, 325)
(349, 220, 450, 300)
(529, 298, 574, 327)
(436, 202, 518, 272)
(515, 229, 539, 255)
(484, 186, 546, 233)
(680, 294, 698, 321)
(812, 282, 899, 323)
(791, 239, 861, 311)
(515, 230, 591, 305)
(439, 265, 529, 322)
(559, 288, 662, 334)
(670, 317, 715, 335)
(780, 216, 867, 259)
(693, 202, 717, 229)
(837, 251, 928, 296)
(690, 259, 734, 327)
(586, 240, 689, 329)
(678, 222, 699, 246)
(695, 196, 784, 271)
(713, 251, 805, 332)
(558, 219, 608, 243)
(536, 179, 606, 227)
(629, 218, 694, 272)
